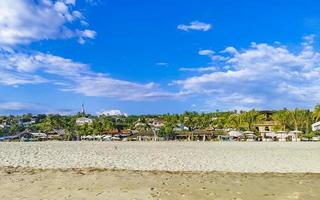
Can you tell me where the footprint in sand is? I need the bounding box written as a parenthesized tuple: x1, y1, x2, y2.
(200, 187, 207, 190)
(287, 192, 300, 199)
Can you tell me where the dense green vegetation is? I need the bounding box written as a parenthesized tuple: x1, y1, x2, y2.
(1, 105, 320, 139)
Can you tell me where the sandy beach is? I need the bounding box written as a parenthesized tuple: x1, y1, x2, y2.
(1, 142, 320, 199)
(0, 141, 320, 172)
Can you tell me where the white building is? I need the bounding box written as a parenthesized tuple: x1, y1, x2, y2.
(148, 120, 164, 128)
(134, 121, 146, 128)
(76, 104, 93, 125)
(76, 117, 93, 125)
(173, 124, 189, 132)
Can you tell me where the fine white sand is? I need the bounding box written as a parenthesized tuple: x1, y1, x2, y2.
(0, 141, 319, 173)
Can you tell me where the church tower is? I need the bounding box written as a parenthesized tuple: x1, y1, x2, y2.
(81, 103, 86, 117)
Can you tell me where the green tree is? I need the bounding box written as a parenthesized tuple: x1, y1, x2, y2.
(290, 109, 311, 133)
(241, 110, 265, 131)
(313, 105, 320, 123)
(226, 114, 242, 130)
(272, 109, 292, 131)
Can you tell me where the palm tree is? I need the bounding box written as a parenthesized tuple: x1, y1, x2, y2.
(290, 109, 310, 132)
(64, 117, 76, 140)
(305, 110, 312, 134)
(212, 112, 232, 129)
(197, 113, 211, 130)
(241, 110, 265, 131)
(76, 123, 91, 138)
(226, 114, 242, 130)
(272, 109, 291, 131)
(182, 111, 198, 131)
(313, 105, 320, 123)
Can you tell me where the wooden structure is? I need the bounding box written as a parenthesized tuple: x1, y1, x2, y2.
(174, 130, 216, 141)
(255, 121, 277, 138)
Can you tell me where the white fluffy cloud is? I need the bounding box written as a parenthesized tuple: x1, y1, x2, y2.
(198, 50, 215, 56)
(156, 62, 169, 67)
(0, 47, 87, 85)
(174, 36, 320, 110)
(77, 29, 97, 44)
(0, 47, 183, 101)
(65, 74, 190, 101)
(199, 49, 227, 61)
(177, 21, 212, 32)
(0, 49, 88, 74)
(179, 66, 217, 72)
(0, 101, 49, 114)
(64, 75, 173, 100)
(98, 109, 128, 116)
(0, 0, 181, 102)
(0, 102, 34, 111)
(0, 0, 96, 45)
(0, 101, 75, 114)
(0, 71, 46, 86)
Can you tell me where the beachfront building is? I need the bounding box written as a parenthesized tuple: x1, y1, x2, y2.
(47, 129, 66, 140)
(173, 124, 191, 141)
(255, 121, 277, 139)
(174, 129, 216, 141)
(136, 131, 155, 141)
(262, 130, 301, 142)
(217, 130, 244, 141)
(6, 130, 48, 142)
(274, 130, 303, 142)
(243, 131, 258, 141)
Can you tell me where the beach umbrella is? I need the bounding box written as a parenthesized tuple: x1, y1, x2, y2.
(276, 131, 288, 139)
(228, 131, 243, 137)
(265, 132, 276, 138)
(243, 131, 254, 134)
(288, 130, 302, 142)
(86, 135, 93, 140)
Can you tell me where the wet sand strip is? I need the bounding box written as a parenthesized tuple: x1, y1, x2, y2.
(0, 167, 319, 200)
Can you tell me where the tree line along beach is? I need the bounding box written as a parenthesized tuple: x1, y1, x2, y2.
(1, 105, 320, 142)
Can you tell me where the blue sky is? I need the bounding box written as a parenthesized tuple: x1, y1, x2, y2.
(1, 0, 320, 115)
